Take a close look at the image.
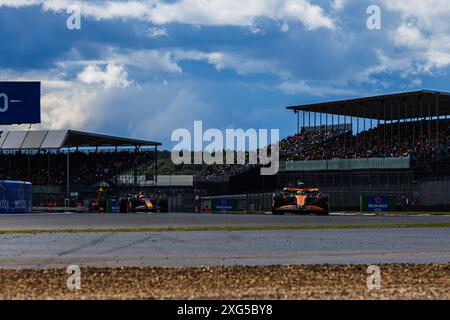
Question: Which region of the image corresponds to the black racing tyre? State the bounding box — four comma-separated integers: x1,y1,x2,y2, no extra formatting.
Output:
317,194,330,216
317,206,330,216
317,194,329,205
129,198,138,213
119,197,128,213
272,193,284,215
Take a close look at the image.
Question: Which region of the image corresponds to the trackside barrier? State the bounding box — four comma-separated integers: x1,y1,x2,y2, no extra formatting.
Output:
0,180,33,214
200,193,273,213
168,194,195,212
201,189,410,213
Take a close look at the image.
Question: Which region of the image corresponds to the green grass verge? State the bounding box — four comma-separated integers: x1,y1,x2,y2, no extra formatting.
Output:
211,211,450,215
1,223,449,235
372,211,450,216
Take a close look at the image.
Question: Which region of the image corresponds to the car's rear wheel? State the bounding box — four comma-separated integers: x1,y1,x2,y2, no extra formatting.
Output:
317,203,330,216
272,193,284,215
316,194,330,215
128,198,139,213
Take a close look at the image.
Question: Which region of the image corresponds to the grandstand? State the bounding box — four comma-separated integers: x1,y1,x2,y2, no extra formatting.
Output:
229,90,450,210
0,130,161,207
286,90,449,162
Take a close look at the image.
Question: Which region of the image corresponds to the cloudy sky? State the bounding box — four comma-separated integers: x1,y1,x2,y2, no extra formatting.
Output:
1,0,450,148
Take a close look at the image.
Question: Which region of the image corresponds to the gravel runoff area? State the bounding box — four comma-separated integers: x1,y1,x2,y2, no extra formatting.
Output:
0,264,448,300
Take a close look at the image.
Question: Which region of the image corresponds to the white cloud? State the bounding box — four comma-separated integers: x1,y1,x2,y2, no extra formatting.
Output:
64,48,281,77
331,0,347,11
336,0,450,85
382,0,450,30
158,0,334,30
280,22,290,32
109,49,182,74
77,64,133,89
41,0,152,20
0,0,335,30
40,85,100,130
0,0,39,8
391,23,428,49
382,0,450,73
278,80,360,97
173,50,284,76
355,51,413,87
63,47,286,78
280,0,334,30
57,48,183,75
141,26,169,38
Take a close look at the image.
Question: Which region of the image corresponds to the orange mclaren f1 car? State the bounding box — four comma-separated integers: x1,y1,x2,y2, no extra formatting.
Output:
272,187,330,215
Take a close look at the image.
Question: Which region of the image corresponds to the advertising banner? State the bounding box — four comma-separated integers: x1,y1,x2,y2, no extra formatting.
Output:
0,180,33,214
0,81,41,124
212,199,237,211
361,195,396,212
367,195,389,212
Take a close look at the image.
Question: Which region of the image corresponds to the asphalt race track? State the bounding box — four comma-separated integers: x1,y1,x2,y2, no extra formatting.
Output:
0,212,449,268
1,211,450,230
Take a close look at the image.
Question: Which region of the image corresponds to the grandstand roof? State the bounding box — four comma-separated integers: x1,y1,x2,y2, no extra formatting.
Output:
287,90,450,120
0,130,161,150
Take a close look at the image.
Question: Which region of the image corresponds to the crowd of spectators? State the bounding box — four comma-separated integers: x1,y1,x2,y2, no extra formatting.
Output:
280,127,349,161
202,120,450,177
281,120,450,162
202,154,257,179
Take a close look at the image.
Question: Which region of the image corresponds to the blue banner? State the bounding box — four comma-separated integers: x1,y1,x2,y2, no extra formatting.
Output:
367,195,389,212
215,199,233,211
0,82,41,124
0,181,33,214
111,199,119,213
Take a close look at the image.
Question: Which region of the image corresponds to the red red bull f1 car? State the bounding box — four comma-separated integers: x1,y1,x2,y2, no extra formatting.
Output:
272,187,329,215
119,192,169,213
